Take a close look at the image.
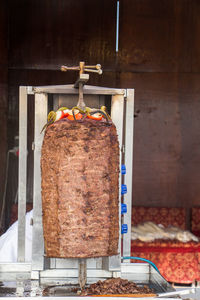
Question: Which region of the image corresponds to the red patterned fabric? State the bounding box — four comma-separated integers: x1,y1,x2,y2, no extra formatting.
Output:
132,207,186,230
192,207,200,237
131,240,200,284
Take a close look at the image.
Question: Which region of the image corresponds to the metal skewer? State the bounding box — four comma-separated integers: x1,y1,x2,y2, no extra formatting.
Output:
60,61,103,289
78,258,87,290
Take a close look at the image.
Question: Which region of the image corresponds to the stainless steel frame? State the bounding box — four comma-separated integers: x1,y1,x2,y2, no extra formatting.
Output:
4,84,134,278
18,87,28,262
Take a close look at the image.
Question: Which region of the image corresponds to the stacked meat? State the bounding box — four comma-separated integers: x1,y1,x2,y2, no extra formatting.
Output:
41,118,119,258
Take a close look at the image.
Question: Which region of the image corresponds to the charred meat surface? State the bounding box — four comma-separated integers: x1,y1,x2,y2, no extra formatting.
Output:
41,118,119,258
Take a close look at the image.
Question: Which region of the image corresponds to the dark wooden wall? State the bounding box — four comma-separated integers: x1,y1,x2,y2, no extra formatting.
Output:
119,0,200,212
0,0,8,219
3,0,200,225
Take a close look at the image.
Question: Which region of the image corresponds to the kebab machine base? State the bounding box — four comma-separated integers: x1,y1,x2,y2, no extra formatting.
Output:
0,263,194,299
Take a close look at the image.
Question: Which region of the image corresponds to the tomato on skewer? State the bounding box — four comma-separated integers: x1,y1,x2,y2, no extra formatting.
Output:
67,113,83,120
87,113,103,121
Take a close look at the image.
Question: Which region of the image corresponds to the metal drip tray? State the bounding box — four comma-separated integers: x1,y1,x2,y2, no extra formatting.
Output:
0,281,81,297
0,264,189,299
0,280,162,298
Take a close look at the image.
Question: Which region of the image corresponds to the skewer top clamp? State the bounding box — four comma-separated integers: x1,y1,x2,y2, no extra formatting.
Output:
61,62,103,110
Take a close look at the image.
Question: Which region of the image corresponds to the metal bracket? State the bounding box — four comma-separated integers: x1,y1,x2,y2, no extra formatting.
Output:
74,73,89,88
60,61,102,110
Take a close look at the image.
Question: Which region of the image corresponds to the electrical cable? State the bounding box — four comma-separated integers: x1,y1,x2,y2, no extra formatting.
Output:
122,256,160,273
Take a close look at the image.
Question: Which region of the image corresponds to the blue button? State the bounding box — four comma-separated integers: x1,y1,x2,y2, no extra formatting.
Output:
121,224,128,234
121,203,127,214
121,184,127,195
121,165,126,175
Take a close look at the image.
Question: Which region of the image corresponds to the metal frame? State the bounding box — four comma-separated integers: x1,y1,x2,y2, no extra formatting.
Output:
0,84,134,280
18,87,28,262
123,89,134,259
32,93,48,271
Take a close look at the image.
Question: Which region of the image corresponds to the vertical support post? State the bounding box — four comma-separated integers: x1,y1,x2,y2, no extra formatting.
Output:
103,94,124,271
32,93,48,270
18,86,28,262
123,89,134,259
